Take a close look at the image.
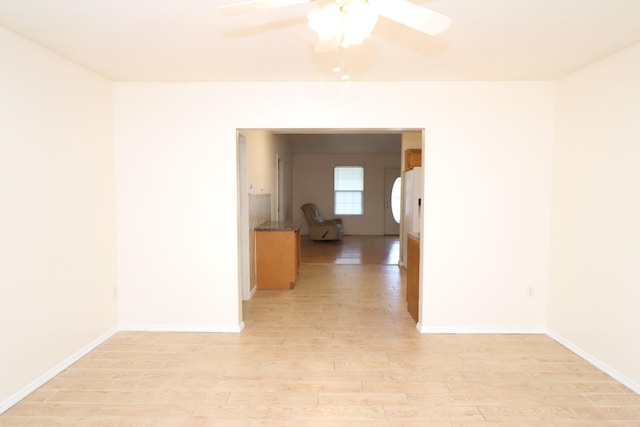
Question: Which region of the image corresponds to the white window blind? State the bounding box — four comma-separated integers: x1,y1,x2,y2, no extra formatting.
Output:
334,166,364,215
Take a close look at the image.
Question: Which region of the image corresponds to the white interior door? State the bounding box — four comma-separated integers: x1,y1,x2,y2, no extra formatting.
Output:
384,168,401,235
276,156,285,221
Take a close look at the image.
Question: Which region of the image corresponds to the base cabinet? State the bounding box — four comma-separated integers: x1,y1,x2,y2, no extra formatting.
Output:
255,221,300,290
407,233,420,323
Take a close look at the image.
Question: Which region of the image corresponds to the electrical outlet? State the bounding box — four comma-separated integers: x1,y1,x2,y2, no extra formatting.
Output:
528,286,534,297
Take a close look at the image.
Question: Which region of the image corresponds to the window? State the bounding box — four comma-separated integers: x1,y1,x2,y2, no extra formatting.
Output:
390,177,402,223
334,166,364,215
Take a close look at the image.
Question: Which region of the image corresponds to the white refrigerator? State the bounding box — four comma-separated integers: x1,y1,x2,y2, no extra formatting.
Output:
401,166,423,267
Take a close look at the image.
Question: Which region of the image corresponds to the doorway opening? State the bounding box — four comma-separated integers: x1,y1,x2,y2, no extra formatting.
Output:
236,129,425,317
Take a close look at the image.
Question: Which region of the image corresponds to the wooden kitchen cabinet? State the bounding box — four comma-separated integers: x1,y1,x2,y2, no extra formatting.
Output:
404,148,422,171
407,233,420,323
255,221,301,290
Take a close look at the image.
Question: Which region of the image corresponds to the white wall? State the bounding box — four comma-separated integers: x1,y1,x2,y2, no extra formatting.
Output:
114,85,239,331
549,43,640,391
293,153,401,235
419,85,554,333
113,81,554,334
0,27,117,410
244,130,292,220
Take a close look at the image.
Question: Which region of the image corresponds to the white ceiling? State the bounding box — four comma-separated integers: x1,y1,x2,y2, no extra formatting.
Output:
1,0,639,82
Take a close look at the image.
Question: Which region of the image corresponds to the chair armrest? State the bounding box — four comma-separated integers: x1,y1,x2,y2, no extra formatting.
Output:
319,218,342,225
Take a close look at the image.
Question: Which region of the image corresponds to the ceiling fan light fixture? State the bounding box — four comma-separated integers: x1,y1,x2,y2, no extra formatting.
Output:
308,0,378,47
340,0,377,46
307,3,343,40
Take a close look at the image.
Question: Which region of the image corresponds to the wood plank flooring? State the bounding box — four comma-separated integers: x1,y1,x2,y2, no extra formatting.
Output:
301,235,400,265
2,238,639,426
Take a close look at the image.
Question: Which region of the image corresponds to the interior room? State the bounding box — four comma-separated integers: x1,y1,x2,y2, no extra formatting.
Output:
1,0,639,424
240,130,407,295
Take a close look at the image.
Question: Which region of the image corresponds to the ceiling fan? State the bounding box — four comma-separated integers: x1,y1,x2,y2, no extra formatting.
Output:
222,0,451,79
221,0,452,49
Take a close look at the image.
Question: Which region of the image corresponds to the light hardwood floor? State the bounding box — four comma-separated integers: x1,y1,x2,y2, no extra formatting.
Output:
2,238,639,426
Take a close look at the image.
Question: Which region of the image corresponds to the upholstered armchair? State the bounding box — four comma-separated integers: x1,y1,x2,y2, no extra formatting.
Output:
300,203,344,241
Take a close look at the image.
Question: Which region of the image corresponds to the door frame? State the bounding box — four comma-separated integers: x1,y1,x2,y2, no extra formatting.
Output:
236,128,426,323
237,133,251,302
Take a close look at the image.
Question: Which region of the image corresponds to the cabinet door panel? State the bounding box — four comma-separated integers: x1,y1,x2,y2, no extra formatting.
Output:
407,235,420,322
256,230,297,289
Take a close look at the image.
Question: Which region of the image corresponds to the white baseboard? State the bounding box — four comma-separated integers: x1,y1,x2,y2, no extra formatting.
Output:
119,323,245,333
417,325,547,334
548,330,640,395
0,327,117,415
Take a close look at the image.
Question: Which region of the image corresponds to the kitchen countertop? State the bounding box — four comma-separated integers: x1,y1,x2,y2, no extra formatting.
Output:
255,221,301,231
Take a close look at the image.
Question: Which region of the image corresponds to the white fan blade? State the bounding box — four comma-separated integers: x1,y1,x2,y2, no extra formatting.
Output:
221,0,313,14
374,0,452,36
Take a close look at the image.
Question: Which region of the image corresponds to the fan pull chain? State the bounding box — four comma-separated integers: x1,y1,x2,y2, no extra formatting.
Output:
332,45,350,81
